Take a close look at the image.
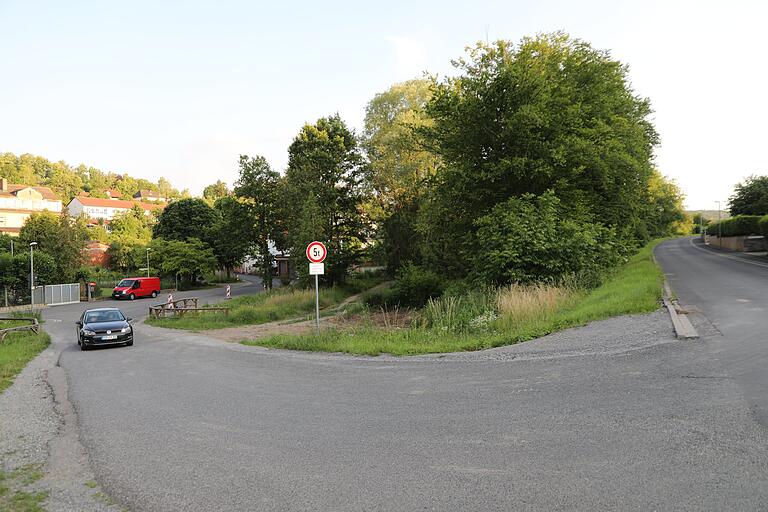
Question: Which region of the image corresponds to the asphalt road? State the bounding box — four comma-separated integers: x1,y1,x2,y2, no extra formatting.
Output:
41,258,768,511
655,236,768,427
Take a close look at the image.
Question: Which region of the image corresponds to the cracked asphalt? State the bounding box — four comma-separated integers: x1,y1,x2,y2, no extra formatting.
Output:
30,254,768,511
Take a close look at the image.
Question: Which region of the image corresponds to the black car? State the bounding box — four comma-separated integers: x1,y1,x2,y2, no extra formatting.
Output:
76,308,134,351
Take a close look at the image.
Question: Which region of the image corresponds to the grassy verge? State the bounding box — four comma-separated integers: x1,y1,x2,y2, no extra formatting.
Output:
145,286,352,331
246,240,664,355
0,316,50,394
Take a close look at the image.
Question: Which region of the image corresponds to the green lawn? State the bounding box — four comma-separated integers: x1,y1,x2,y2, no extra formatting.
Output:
246,240,664,356
0,319,50,393
145,286,352,330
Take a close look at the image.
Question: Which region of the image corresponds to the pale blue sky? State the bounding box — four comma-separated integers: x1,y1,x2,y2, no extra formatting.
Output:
1,0,765,209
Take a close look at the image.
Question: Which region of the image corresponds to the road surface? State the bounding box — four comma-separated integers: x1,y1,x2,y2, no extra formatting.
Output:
41,258,768,511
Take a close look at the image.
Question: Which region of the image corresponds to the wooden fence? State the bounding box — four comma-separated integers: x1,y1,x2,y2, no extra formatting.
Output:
0,317,40,343
148,297,229,319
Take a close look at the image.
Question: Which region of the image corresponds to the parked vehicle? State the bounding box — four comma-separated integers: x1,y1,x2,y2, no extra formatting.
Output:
112,277,161,300
76,308,133,350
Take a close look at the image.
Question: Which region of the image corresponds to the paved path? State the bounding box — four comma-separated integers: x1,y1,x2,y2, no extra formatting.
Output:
40,261,768,511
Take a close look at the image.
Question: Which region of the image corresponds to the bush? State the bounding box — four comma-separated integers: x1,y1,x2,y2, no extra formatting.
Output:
362,264,443,308
759,215,768,236
709,215,761,237
392,264,443,308
472,192,626,285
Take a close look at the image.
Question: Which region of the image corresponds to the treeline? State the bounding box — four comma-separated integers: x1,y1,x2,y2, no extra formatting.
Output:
705,176,768,237
202,33,687,289
0,152,188,203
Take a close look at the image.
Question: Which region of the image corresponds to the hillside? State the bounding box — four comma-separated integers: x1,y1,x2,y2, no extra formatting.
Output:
0,152,188,204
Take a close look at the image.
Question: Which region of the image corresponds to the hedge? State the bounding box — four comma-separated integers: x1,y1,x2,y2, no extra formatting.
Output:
708,215,762,237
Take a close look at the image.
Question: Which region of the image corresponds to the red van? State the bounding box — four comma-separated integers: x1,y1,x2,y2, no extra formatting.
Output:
112,277,161,300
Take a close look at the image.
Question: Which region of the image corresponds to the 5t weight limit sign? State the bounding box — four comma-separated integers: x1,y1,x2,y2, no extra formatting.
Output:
306,241,327,263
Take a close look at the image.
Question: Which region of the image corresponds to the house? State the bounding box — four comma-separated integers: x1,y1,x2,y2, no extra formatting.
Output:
67,196,164,223
84,241,110,267
133,190,166,203
106,189,123,199
0,178,63,236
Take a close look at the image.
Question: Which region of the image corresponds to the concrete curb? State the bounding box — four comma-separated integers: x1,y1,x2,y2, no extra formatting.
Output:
662,281,699,340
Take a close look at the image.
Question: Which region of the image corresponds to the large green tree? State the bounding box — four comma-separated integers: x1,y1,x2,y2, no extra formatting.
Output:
233,155,283,289
211,196,252,279
282,115,369,286
419,33,658,276
729,175,768,216
18,211,88,282
203,180,229,204
363,79,440,272
153,198,220,247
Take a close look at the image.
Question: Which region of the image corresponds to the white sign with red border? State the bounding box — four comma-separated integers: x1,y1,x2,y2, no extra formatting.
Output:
309,263,324,275
306,241,327,263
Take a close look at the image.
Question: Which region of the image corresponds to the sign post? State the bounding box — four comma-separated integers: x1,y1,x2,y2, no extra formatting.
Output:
306,242,327,333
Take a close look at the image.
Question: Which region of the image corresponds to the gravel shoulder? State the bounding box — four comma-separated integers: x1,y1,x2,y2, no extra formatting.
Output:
0,344,123,511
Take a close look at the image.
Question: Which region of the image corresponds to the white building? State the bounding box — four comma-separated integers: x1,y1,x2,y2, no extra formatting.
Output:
0,179,62,236
67,196,164,223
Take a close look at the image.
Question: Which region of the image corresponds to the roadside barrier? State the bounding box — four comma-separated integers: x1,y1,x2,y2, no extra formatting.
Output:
0,317,39,343
148,297,229,319
226,285,231,300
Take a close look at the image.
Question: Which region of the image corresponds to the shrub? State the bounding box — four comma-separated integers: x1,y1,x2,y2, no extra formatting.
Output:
759,215,768,236
473,192,626,285
709,215,761,237
392,264,443,308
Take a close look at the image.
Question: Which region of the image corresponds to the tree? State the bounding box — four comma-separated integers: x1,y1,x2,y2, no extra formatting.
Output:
233,155,283,289
729,175,768,216
18,211,88,282
363,79,440,272
419,33,659,277
645,170,689,237
203,180,229,204
282,115,369,286
210,196,252,280
153,198,220,247
151,238,217,287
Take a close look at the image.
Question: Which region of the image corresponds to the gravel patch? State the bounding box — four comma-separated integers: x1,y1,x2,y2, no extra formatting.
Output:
0,345,124,511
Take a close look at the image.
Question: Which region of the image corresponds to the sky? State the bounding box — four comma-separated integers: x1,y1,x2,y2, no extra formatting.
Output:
1,0,765,209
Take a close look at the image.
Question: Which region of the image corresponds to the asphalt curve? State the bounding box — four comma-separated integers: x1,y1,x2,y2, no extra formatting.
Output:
41,261,768,511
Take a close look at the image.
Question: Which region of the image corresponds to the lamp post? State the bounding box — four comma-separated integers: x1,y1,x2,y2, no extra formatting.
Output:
29,242,37,308
146,248,151,278
715,201,722,247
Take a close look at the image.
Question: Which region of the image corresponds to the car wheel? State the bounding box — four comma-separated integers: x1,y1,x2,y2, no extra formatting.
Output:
126,341,133,346
80,342,88,351
129,293,135,300
151,291,158,298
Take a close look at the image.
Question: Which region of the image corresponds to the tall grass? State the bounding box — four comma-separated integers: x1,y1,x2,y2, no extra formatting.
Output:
0,330,50,393
495,283,576,330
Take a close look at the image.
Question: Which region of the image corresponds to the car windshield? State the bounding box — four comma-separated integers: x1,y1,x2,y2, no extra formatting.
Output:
85,310,125,324
117,279,135,288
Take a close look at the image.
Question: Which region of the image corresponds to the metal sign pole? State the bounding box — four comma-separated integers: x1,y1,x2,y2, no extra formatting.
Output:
315,274,320,334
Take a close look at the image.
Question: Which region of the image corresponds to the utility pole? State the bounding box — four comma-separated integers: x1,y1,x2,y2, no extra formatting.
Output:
716,201,722,247
29,242,37,308
146,248,151,277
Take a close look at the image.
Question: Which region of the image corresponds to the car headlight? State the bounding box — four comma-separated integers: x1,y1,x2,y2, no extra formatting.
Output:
83,329,96,336
122,290,128,294
121,327,130,333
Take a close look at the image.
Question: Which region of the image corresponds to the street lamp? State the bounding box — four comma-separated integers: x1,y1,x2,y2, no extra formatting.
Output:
715,201,722,247
29,242,37,308
146,248,151,278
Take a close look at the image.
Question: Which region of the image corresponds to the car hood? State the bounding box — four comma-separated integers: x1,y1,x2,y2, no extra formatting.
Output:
113,286,130,292
83,321,129,331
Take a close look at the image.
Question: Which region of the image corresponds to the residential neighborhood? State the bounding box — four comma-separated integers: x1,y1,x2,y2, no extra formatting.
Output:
1,2,767,512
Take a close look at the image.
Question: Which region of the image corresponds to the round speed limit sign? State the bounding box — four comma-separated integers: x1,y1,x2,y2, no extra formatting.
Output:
306,241,327,263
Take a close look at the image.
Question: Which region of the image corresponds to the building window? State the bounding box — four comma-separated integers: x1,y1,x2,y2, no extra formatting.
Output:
0,216,5,226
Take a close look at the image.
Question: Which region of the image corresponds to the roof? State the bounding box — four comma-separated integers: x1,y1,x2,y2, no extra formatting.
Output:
70,197,164,211
134,189,161,197
106,189,122,197
0,184,59,201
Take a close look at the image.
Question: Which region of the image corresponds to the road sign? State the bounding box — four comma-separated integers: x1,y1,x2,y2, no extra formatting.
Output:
309,263,324,275
306,241,327,263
